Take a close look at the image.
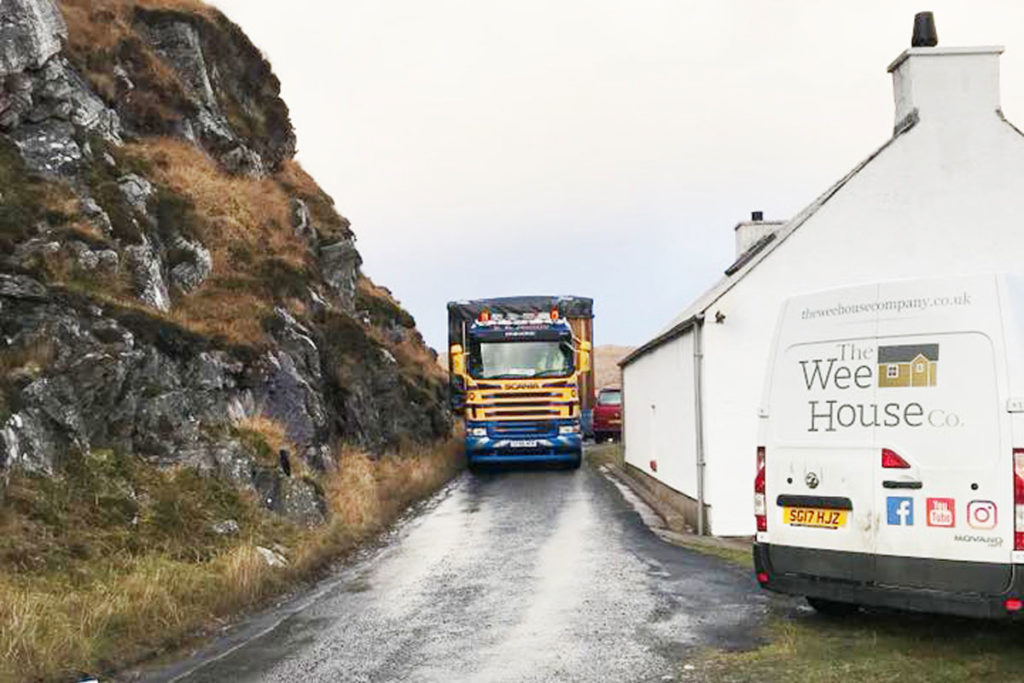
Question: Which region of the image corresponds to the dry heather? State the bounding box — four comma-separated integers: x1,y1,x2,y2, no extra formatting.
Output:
0,439,462,681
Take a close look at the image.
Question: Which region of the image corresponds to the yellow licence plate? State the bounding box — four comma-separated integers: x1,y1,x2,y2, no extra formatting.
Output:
783,507,848,529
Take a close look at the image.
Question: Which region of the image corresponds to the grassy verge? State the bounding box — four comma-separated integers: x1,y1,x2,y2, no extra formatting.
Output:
673,527,1024,681
0,440,462,681
585,441,624,468
668,537,753,569
685,609,1024,683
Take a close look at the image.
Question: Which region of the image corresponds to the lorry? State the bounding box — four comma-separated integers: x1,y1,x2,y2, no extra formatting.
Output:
754,274,1024,618
447,296,594,468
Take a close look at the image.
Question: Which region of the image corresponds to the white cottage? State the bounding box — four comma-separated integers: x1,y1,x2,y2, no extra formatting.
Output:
621,19,1024,536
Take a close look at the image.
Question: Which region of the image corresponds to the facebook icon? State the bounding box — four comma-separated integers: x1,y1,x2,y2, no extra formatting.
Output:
887,497,914,526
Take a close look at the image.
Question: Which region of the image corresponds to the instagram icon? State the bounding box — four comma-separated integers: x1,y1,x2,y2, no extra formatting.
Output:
967,500,997,530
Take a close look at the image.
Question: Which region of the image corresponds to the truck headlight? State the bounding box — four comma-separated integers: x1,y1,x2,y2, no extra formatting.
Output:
470,427,487,437
559,425,580,435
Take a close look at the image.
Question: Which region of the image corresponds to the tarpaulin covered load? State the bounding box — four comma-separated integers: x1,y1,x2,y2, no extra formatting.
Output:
446,296,594,350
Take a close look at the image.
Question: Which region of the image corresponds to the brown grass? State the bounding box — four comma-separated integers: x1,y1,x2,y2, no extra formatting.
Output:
127,138,308,346
0,439,462,681
134,138,299,264
356,276,444,387
60,0,202,111
291,440,463,575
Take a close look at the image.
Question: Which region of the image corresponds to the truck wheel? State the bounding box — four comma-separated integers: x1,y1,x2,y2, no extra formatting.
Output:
568,453,582,470
805,597,860,616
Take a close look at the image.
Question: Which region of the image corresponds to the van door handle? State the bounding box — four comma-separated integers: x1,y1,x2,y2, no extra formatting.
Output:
882,480,922,489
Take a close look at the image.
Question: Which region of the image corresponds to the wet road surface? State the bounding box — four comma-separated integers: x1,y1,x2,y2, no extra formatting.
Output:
146,460,778,683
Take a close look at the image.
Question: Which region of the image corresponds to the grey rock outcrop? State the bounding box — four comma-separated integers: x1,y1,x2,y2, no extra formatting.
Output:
118,174,154,214
133,8,295,175
0,0,66,77
211,519,240,535
1,0,120,174
320,239,361,311
168,237,212,293
125,243,171,312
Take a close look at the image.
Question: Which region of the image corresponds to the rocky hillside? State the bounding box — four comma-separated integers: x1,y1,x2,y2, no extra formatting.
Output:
0,0,451,518
594,345,632,389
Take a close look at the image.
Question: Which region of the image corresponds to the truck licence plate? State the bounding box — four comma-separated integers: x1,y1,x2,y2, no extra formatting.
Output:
510,440,538,448
783,507,848,529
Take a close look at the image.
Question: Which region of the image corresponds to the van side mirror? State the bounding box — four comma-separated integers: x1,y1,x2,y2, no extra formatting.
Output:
450,344,466,376
578,341,592,374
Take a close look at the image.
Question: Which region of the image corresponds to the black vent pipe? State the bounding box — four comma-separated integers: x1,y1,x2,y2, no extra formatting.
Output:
912,11,938,47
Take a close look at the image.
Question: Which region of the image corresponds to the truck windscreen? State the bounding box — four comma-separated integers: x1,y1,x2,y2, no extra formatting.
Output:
469,340,574,379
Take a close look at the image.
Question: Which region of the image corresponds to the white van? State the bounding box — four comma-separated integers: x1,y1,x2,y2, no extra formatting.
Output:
754,274,1024,618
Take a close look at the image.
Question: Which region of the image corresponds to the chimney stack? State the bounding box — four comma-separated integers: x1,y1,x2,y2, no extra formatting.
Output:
888,13,1003,130
734,212,784,259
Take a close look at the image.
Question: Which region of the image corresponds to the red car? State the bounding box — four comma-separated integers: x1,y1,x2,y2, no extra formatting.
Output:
592,387,622,442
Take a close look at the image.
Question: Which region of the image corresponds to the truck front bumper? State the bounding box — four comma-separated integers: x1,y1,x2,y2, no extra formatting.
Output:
754,542,1024,619
465,420,581,465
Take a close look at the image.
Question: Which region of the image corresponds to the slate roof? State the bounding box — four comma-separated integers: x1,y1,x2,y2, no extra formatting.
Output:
878,344,939,363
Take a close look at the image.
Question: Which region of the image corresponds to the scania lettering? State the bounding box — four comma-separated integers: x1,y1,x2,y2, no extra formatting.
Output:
447,296,594,468
754,274,1024,619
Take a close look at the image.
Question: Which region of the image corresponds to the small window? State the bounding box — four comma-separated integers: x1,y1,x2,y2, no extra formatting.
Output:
887,365,898,379
598,390,622,406
915,362,925,373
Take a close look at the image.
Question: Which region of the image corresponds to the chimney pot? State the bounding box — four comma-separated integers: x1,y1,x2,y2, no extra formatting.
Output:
911,11,938,48
751,211,763,222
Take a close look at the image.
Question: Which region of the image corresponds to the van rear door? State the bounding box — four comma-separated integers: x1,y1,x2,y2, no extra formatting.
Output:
871,328,1012,593
766,331,880,583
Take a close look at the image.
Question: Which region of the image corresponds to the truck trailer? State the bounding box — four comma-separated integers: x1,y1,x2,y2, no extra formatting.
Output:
447,296,594,468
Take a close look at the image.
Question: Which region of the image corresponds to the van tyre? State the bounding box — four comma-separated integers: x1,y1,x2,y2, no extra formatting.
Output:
805,597,860,616
568,453,582,470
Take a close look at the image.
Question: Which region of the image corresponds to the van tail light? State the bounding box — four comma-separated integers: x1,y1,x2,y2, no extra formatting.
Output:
754,446,767,532
882,448,911,469
1014,449,1024,551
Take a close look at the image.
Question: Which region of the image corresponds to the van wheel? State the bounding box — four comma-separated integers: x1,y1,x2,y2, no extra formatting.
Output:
567,453,582,470
806,597,860,616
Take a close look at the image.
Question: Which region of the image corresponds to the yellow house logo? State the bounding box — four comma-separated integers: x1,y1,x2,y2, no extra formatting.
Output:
877,344,939,388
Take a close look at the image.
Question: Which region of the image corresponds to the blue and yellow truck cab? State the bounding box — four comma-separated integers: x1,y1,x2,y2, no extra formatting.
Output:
447,296,594,468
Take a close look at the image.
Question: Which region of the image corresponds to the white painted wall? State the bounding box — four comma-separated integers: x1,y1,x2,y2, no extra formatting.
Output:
623,331,697,500
625,44,1024,535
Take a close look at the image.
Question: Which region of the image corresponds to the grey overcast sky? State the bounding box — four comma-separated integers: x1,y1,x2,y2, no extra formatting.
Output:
211,1,1024,351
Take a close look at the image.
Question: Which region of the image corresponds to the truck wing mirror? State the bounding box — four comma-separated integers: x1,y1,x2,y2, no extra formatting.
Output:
450,344,466,376
578,341,592,374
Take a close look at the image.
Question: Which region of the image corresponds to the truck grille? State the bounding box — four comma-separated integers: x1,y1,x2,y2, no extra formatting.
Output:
467,379,578,421
492,421,559,438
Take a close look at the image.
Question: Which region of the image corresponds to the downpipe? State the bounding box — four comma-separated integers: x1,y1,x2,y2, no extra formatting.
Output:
693,314,707,536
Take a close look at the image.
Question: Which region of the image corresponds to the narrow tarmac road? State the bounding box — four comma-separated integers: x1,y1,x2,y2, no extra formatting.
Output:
145,459,776,683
